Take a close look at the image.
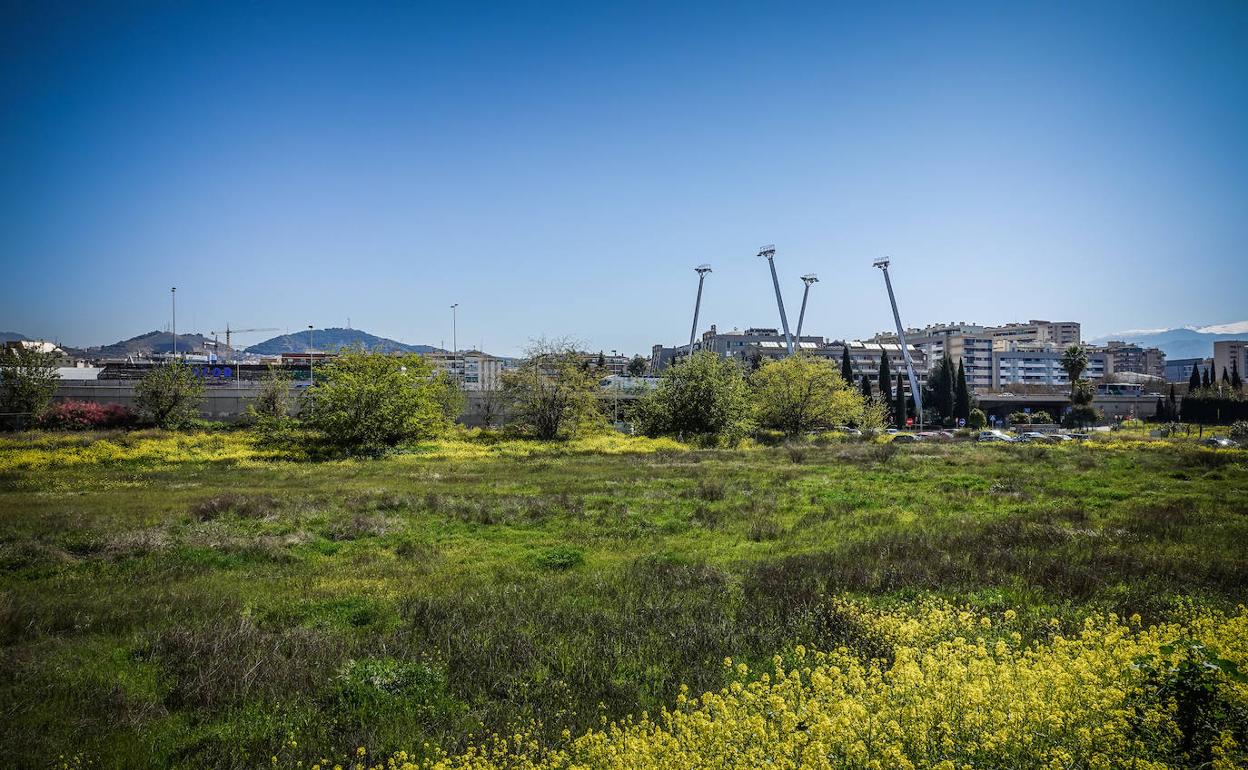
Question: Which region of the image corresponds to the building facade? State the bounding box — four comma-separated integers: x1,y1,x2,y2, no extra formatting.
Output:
423,350,505,391
1098,340,1166,379
1213,340,1248,384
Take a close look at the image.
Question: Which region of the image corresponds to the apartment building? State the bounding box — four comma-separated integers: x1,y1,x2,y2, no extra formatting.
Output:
820,340,928,389
1164,357,1210,384
424,350,505,391
990,346,1110,388
1213,340,1247,383
986,320,1081,348
1097,340,1166,379
652,325,823,370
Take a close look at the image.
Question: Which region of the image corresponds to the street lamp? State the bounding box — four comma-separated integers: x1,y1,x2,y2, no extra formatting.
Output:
450,303,459,382
307,325,314,385
171,287,177,358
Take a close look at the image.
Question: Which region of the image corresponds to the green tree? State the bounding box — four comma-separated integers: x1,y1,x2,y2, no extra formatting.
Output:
248,365,294,421
1060,345,1088,394
503,340,602,440
135,361,204,429
840,345,854,385
860,374,872,400
1233,359,1242,390
1202,368,1211,389
750,355,876,436
1168,384,1178,419
0,345,60,422
895,371,907,429
1189,367,1202,392
927,352,955,423
627,355,648,377
305,350,460,455
968,408,987,430
954,359,971,421
636,350,750,440
1222,367,1231,386
877,355,893,422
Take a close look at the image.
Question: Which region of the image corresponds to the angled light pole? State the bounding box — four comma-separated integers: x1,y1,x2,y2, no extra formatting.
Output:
758,245,793,356
170,287,178,358
873,258,923,428
688,264,712,353
795,274,819,342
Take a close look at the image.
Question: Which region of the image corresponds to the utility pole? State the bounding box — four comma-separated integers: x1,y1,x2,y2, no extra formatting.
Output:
795,274,819,342
171,287,177,358
307,325,314,385
689,264,712,353
873,258,923,429
758,245,793,356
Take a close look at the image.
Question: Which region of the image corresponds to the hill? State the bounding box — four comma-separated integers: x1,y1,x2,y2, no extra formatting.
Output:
1089,321,1248,359
0,332,30,343
88,330,217,358
245,327,441,355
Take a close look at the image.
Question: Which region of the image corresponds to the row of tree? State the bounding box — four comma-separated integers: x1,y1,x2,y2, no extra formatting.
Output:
1187,360,1243,392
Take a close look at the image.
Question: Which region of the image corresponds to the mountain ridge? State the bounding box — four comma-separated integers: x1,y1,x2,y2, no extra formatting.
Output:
1089,321,1248,359
245,327,442,355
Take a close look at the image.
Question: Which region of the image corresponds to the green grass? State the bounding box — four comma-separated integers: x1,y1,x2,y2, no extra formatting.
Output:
1,430,1245,768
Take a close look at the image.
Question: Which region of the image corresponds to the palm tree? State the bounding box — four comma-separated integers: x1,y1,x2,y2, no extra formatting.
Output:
1060,345,1088,396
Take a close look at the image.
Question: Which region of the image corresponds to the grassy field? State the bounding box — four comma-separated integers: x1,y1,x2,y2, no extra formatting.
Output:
1,430,1246,769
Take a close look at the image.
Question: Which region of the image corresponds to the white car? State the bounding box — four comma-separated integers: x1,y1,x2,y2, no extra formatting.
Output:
977,430,1015,443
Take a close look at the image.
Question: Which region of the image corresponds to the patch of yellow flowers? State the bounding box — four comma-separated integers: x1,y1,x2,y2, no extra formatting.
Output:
292,602,1247,770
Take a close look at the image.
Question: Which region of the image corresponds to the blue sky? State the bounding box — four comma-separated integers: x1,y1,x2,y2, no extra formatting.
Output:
2,1,1246,355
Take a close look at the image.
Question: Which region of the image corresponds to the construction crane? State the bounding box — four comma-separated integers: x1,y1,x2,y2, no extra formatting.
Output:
873,258,923,429
795,274,819,342
758,245,794,356
207,325,279,362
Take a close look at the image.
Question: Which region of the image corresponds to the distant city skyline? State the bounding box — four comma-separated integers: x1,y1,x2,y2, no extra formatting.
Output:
3,2,1247,356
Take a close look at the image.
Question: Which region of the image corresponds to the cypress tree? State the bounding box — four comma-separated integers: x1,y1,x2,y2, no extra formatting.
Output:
1233,359,1242,390
1222,367,1231,385
841,345,854,385
1155,396,1165,421
895,371,907,429
954,359,971,421
860,374,872,399
1168,384,1177,419
1189,367,1202,392
878,355,892,401
1202,368,1211,388
941,353,956,421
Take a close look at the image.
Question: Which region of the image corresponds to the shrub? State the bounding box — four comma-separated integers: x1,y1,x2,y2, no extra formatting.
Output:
0,345,59,424
502,339,602,440
135,361,204,429
750,355,879,436
636,350,751,440
1231,421,1248,442
304,349,460,456
38,401,137,430
535,545,585,570
968,408,987,430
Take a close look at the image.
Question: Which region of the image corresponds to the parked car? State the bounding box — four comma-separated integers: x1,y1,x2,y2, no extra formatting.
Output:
885,428,899,435
837,427,863,436
1068,433,1093,441
1049,433,1073,442
977,430,1015,443
1202,437,1238,448
1018,432,1055,443
892,433,923,443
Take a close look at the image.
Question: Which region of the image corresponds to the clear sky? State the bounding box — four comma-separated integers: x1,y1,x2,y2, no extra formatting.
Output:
3,1,1246,355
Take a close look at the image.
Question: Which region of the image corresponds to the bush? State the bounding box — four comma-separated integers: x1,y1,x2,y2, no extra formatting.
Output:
502,340,602,440
0,345,59,422
968,408,987,430
135,361,204,429
535,545,585,571
750,355,879,436
305,350,461,456
636,350,751,440
1231,421,1248,442
1008,411,1031,425
38,401,137,430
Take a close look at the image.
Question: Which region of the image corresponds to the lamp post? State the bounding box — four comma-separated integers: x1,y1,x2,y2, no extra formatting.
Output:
758,246,794,356
689,265,712,353
873,258,923,430
451,303,459,383
171,287,177,358
307,325,314,385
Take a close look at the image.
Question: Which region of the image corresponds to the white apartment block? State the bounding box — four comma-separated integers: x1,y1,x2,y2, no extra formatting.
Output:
424,350,504,391
990,347,1109,388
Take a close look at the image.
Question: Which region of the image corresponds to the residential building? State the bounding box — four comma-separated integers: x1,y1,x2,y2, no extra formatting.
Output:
819,340,928,390
990,345,1110,388
424,350,505,391
1213,340,1248,384
1164,357,1210,384
651,325,823,370
985,320,1081,348
870,323,992,391
1099,340,1166,379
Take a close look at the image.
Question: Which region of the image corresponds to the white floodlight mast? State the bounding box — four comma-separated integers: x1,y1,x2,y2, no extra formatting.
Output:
795,274,819,341
689,264,712,352
874,258,923,427
758,245,794,356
